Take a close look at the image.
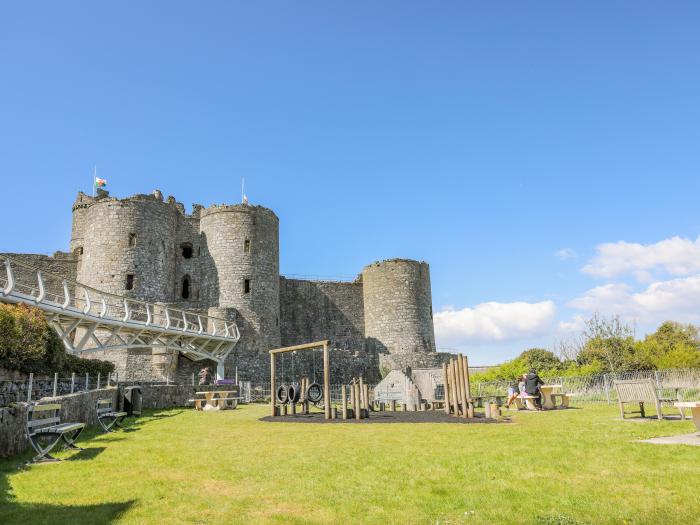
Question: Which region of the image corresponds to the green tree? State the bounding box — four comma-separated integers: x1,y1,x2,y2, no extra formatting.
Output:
519,348,562,373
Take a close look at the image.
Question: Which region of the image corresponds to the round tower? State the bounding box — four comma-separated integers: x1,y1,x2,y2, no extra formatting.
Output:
200,204,280,373
77,194,178,302
70,192,93,256
361,259,436,360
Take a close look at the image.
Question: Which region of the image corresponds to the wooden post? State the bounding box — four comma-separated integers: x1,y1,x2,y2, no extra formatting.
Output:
341,385,348,419
450,359,459,416
457,354,468,419
27,373,33,402
359,376,365,410
390,399,396,412
323,342,331,420
52,372,58,397
363,383,370,412
350,381,356,418
443,362,451,414
354,383,362,420
70,372,75,394
270,352,276,417
461,354,474,418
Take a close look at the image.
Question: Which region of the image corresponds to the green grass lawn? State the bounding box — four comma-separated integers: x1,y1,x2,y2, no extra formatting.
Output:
1,404,699,525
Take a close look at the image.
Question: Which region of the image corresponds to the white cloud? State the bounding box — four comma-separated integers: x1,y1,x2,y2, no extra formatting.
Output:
567,274,700,324
434,301,556,345
555,248,577,260
582,235,700,280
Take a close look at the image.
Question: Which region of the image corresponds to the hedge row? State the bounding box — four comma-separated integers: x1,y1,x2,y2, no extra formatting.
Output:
0,303,114,377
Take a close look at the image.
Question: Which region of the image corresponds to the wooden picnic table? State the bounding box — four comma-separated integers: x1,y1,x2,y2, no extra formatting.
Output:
539,384,562,410
675,402,700,431
194,390,240,411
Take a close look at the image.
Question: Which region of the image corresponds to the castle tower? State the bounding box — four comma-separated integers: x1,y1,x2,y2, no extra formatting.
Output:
199,204,281,377
361,259,436,369
76,193,178,302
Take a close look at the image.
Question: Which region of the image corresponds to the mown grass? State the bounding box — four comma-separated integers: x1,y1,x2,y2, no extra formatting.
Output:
0,404,698,524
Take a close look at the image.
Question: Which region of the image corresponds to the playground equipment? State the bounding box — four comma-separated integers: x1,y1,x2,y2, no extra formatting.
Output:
270,340,331,419
442,353,475,419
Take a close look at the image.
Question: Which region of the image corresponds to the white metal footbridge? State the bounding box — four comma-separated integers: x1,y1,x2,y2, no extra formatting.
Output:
0,256,240,377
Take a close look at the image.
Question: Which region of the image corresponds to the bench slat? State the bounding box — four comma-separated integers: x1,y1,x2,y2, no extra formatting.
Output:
28,416,61,428
30,403,61,412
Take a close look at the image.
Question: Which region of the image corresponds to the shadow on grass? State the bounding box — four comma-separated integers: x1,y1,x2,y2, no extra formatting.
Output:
0,465,134,525
69,447,106,461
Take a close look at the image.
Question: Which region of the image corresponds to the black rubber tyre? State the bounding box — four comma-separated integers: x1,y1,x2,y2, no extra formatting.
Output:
276,384,289,404
287,384,301,403
306,382,323,404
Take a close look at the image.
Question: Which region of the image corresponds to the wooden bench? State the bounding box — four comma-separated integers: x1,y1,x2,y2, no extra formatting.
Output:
613,379,676,420
96,398,128,432
26,403,85,463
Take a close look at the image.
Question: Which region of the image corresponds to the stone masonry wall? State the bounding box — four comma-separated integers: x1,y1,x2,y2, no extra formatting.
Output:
362,259,436,357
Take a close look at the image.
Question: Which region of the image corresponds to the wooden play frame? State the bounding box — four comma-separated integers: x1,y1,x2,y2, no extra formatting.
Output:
269,340,331,419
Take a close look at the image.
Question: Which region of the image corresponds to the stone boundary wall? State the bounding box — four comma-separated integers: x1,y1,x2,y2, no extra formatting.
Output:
0,384,229,458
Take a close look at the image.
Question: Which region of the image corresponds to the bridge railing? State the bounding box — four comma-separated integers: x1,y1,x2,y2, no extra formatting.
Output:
0,256,240,341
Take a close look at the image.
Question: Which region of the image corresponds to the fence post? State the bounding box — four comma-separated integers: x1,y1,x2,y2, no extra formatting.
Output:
85,373,89,392
97,372,101,390
27,373,33,403
70,373,75,394
604,374,611,405
53,372,58,397
654,370,661,388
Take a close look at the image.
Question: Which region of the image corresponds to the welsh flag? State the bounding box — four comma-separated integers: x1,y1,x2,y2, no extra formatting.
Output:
95,177,107,188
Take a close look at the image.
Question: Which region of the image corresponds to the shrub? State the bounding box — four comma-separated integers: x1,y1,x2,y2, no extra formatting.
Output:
0,303,114,376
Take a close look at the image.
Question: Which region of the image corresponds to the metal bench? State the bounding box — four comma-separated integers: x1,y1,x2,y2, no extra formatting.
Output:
96,398,128,432
26,403,85,463
613,379,676,420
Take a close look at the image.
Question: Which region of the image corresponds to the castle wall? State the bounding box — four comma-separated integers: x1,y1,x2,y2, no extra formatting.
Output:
200,204,280,379
77,195,178,302
362,259,436,358
279,278,365,350
174,209,206,310
0,252,78,297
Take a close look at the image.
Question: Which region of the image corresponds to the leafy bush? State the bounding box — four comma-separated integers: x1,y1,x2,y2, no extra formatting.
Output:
0,303,114,376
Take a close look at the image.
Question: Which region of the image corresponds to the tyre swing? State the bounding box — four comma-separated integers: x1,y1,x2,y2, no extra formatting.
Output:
306,348,324,405
269,340,332,420
276,352,290,404
287,352,301,404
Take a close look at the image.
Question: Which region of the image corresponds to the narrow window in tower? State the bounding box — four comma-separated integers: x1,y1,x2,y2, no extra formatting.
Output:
275,316,279,327
125,274,134,290
128,233,137,247
181,243,193,259
181,275,190,299
244,239,250,254
197,246,201,256
244,279,250,294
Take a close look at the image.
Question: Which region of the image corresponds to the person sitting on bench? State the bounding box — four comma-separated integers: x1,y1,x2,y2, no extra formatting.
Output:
505,376,523,408
524,369,544,410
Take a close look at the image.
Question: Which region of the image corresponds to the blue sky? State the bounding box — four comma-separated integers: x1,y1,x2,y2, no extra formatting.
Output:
1,2,699,364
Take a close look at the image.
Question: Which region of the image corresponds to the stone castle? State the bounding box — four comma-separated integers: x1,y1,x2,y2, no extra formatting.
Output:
7,189,450,382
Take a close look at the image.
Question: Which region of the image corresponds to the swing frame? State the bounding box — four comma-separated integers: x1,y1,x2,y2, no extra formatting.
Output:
269,340,331,419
